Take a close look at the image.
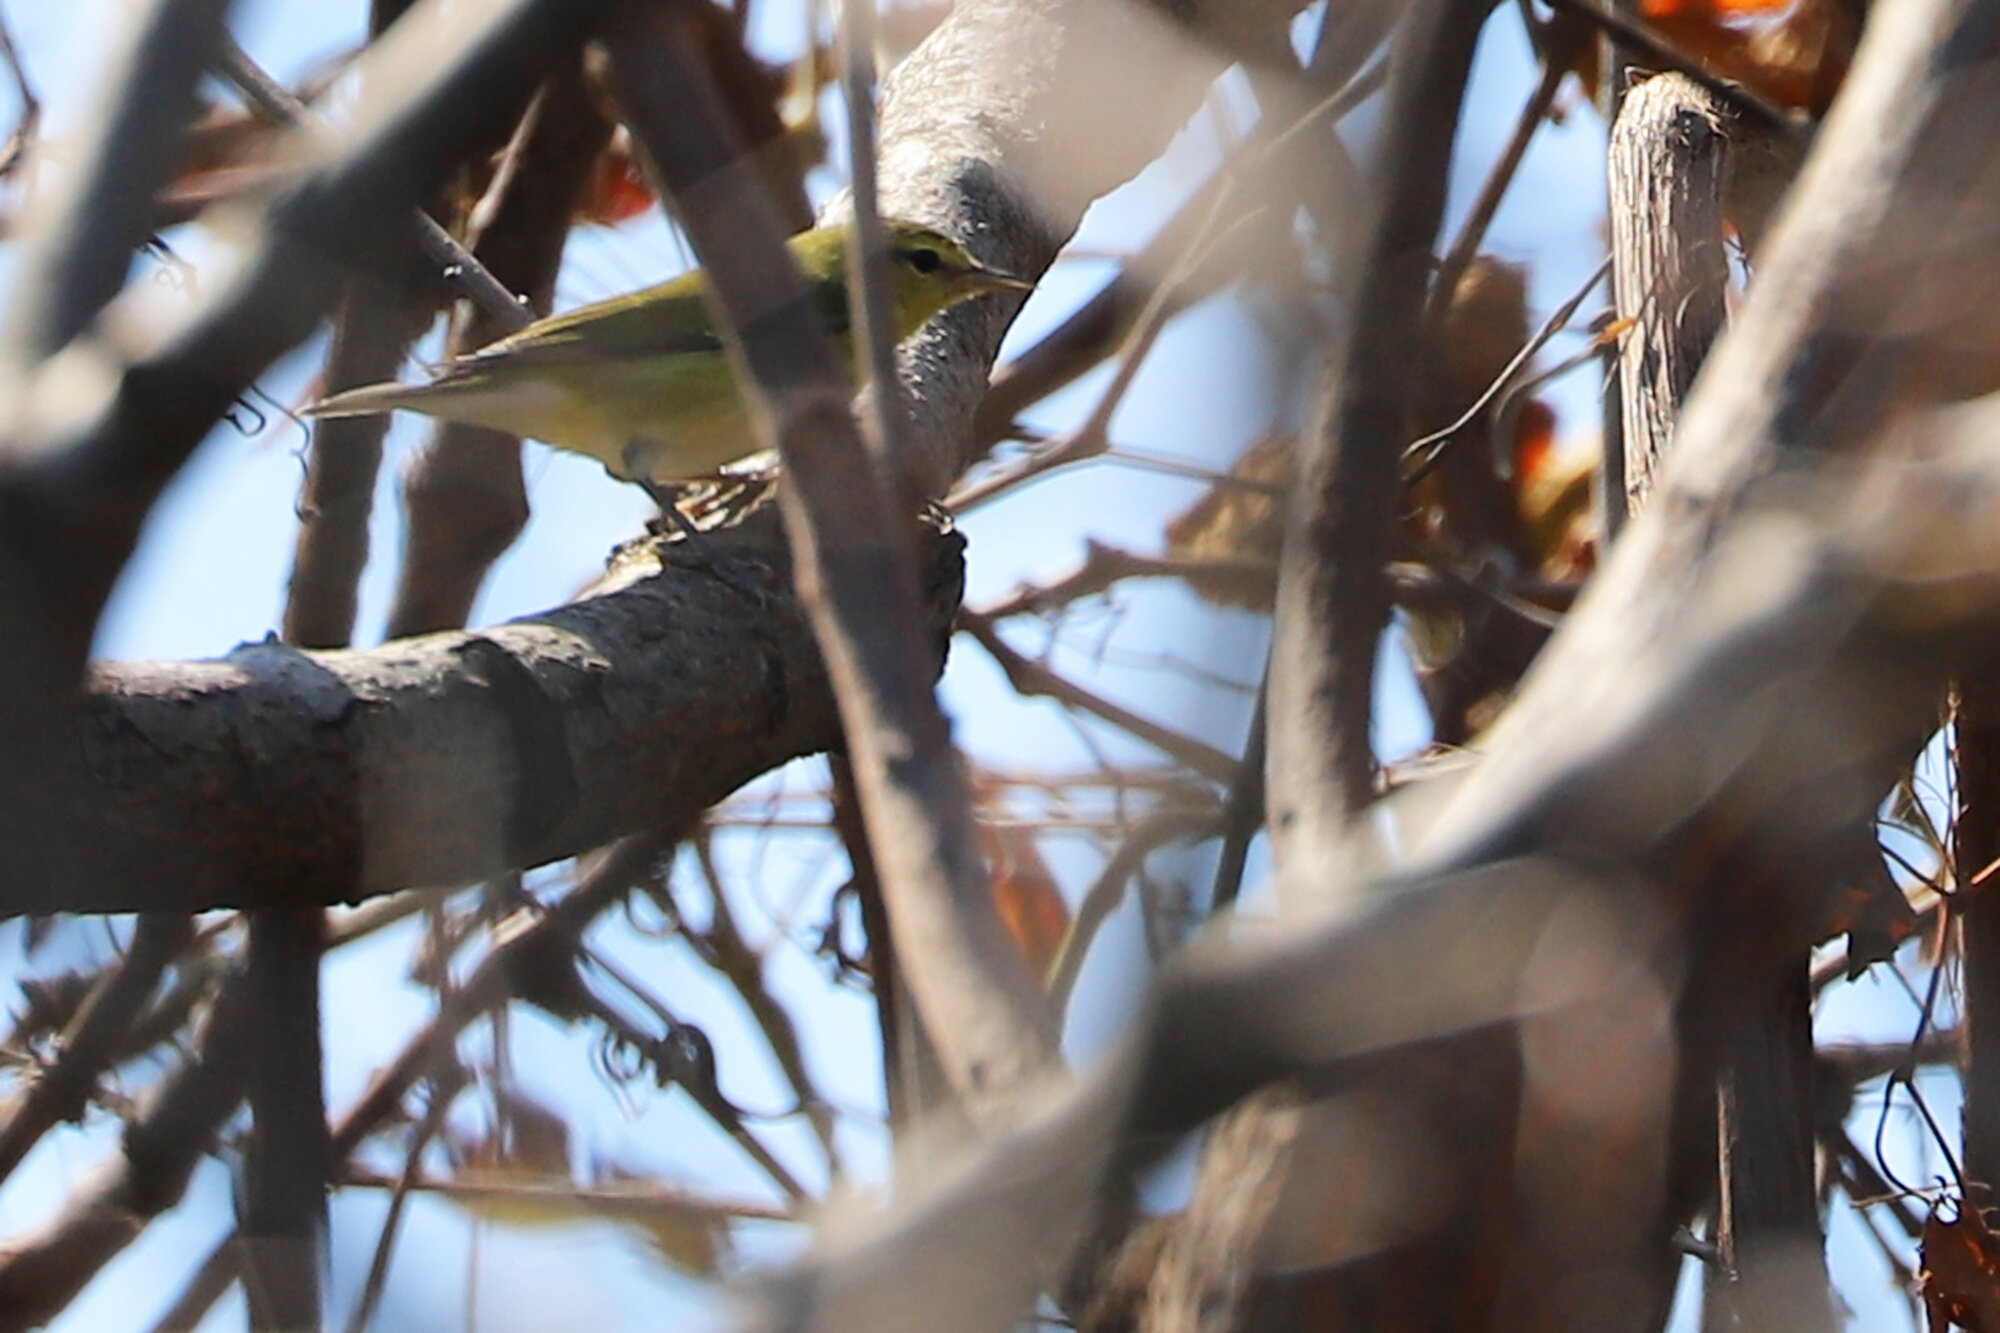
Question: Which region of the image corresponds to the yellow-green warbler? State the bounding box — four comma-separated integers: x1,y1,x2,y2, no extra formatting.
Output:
307,220,1031,484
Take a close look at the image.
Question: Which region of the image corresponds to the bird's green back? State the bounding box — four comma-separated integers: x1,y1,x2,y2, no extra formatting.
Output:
449,229,858,378
306,219,1028,483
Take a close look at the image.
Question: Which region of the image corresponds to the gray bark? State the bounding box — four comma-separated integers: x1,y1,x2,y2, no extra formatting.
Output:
5,521,962,918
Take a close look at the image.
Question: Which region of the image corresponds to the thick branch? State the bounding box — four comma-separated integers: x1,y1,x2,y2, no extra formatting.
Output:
10,521,962,918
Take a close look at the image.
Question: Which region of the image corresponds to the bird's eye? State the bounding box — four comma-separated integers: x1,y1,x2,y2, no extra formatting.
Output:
905,247,943,274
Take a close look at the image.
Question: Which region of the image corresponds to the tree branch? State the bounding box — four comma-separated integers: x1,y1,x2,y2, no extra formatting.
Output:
6,519,962,918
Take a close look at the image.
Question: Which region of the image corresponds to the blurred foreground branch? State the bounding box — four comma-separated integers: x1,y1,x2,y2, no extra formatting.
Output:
731,0,2000,1323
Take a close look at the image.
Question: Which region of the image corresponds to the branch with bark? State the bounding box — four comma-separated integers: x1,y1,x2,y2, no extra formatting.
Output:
10,516,961,919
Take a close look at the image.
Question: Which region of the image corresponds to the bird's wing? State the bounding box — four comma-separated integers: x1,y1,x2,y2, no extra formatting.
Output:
448,269,724,376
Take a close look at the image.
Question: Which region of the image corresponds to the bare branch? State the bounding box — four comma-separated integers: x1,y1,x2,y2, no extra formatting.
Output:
17,519,962,918
0,915,194,1187
0,965,257,1333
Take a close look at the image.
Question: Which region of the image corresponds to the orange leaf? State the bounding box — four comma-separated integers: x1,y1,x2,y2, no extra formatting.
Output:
1638,0,1855,113
576,130,657,227
980,823,1072,983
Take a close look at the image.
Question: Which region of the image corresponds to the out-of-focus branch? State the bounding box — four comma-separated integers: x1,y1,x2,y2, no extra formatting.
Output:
600,2,1057,1119
728,0,2000,1325
21,519,962,918
0,0,229,369
0,0,231,903
830,755,950,1130
0,8,38,180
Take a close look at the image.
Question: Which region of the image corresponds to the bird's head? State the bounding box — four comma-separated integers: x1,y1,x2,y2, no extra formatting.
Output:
879,221,1033,336
793,220,1032,340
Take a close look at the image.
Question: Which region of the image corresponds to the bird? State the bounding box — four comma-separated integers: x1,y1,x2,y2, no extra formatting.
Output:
306,220,1032,486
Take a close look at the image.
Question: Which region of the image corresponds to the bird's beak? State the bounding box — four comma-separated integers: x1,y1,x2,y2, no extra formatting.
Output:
968,268,1035,296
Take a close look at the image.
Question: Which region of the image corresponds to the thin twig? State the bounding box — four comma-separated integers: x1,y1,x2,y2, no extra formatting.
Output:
1046,806,1222,1014
1401,255,1610,484
948,184,1244,512
952,56,1389,514
959,612,1239,784
1209,671,1268,912
973,540,1277,621
0,914,194,1187
343,1072,464,1333
330,829,681,1159
575,944,811,1201
335,1166,795,1222
686,838,844,1172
